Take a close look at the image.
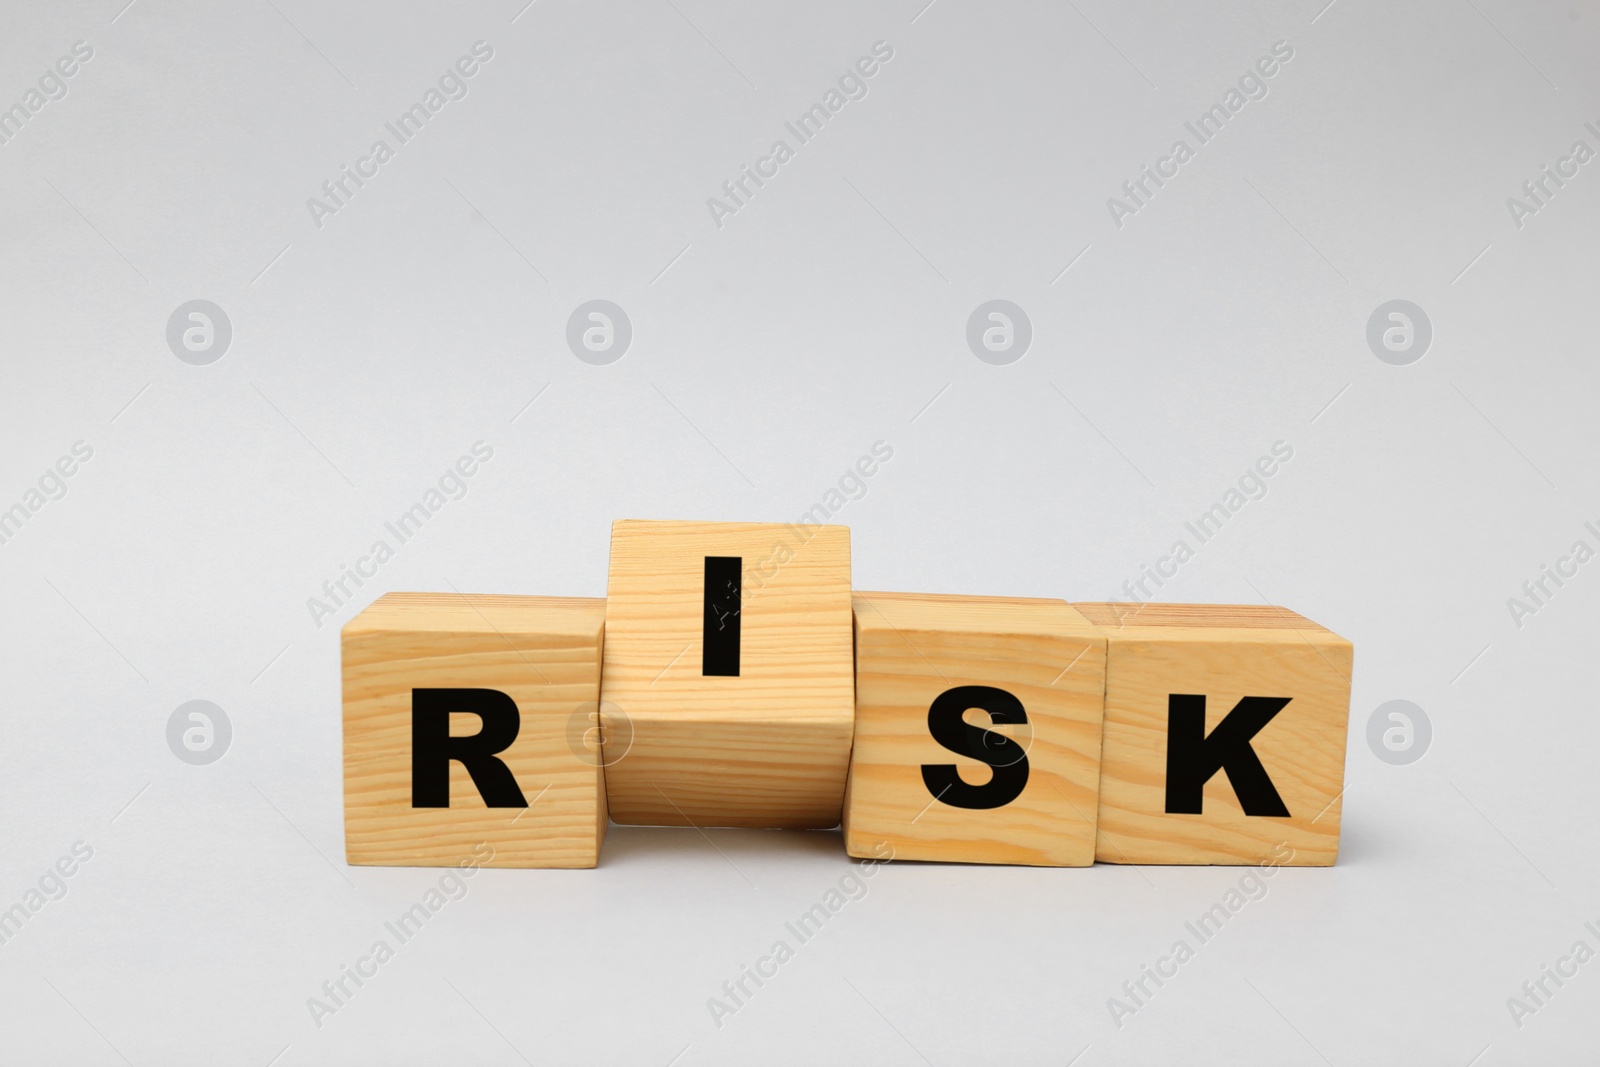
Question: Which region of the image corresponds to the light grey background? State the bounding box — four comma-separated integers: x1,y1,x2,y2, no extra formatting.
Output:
2,0,1597,1062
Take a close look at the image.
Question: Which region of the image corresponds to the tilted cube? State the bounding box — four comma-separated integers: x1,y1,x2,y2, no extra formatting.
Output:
844,592,1107,866
600,519,854,828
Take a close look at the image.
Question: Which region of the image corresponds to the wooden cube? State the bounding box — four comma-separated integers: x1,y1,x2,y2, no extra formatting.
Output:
600,519,853,828
1076,602,1352,866
843,592,1108,866
342,592,608,868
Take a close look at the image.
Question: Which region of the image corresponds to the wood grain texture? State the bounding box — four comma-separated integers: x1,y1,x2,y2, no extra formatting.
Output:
342,592,607,868
1076,602,1352,866
843,592,1107,866
599,519,854,828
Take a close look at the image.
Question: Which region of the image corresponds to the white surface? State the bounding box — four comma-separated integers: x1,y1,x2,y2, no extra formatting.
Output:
1,0,1597,1063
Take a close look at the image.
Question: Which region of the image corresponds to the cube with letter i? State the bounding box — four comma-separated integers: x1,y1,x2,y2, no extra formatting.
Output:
599,519,855,828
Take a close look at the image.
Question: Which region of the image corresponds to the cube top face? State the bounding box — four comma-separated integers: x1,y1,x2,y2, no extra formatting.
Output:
345,592,607,639
342,593,607,868
846,593,1108,867
600,520,855,827
1075,602,1353,867
1074,601,1336,638
853,590,1105,638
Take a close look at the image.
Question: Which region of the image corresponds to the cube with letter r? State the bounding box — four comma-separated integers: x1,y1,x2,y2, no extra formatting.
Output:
342,592,607,868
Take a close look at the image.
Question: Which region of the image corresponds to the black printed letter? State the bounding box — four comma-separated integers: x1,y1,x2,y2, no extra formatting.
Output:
702,555,741,676
1164,694,1290,815
412,688,527,808
921,685,1030,810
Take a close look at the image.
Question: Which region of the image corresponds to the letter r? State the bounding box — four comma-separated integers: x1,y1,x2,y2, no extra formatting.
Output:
412,688,528,807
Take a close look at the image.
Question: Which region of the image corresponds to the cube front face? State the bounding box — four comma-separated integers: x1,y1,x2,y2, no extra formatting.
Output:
342,593,608,868
1077,603,1352,867
600,520,854,828
844,593,1108,866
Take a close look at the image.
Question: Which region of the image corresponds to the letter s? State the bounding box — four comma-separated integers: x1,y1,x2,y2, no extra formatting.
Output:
920,686,1029,809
